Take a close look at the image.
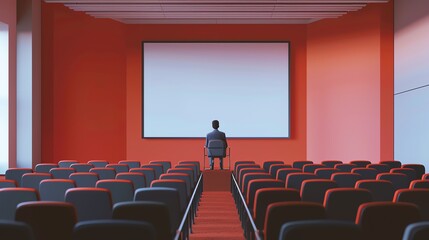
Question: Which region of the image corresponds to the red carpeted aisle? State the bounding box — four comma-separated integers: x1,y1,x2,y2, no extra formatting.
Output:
190,191,245,240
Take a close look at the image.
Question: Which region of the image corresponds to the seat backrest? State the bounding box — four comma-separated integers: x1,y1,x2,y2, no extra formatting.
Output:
129,168,155,185
70,172,99,187
16,201,77,240
380,160,402,170
116,172,146,189
0,188,39,220
118,160,141,169
292,161,313,169
241,173,272,196
356,202,421,240
410,180,429,189
70,163,94,173
49,168,75,179
324,188,372,222
402,164,425,180
87,160,109,168
235,164,260,178
321,160,343,168
21,173,52,191
334,163,358,172
367,164,390,173
349,160,371,168
89,168,116,180
5,168,33,187
166,168,194,185
105,164,129,174
403,222,429,240
72,219,155,240
39,179,76,201
285,173,319,191
58,160,79,168
303,164,326,173
0,220,34,240
0,179,17,188
160,173,191,195
352,168,378,180
65,188,112,221
394,189,429,220
150,179,187,212
300,179,338,204
276,168,301,182
279,220,363,240
141,164,163,179
233,161,256,175
377,173,410,191
246,179,284,209
207,140,226,157
331,173,362,188
178,161,200,175
355,179,395,201
238,168,265,187
263,161,284,172
390,168,418,182
253,188,300,230
264,202,325,240
151,161,172,173
96,180,134,205
315,168,340,179
35,164,59,173
175,164,198,181
269,164,292,178
113,201,172,239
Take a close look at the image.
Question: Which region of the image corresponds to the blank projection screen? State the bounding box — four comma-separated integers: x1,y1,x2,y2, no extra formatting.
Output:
142,42,290,138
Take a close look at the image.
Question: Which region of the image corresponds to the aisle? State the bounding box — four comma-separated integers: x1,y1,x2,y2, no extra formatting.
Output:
190,191,245,240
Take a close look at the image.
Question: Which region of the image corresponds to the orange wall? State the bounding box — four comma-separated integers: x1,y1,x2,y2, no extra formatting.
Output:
306,2,394,163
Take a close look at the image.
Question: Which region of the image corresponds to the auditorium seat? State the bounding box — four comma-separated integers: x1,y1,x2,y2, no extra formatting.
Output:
234,164,260,179
72,219,155,240
89,168,116,180
34,163,59,173
50,168,75,179
16,201,77,240
116,172,146,189
246,179,284,210
334,163,358,172
241,173,272,197
349,160,371,168
264,202,325,240
39,179,75,201
175,164,198,181
233,161,255,175
58,160,79,168
141,164,163,179
160,173,191,195
113,201,172,240
276,168,301,183
178,161,200,175
402,164,425,180
268,164,292,178
5,168,33,186
377,173,410,191
118,160,141,169
253,188,301,230
423,174,429,180
87,160,109,168
300,179,337,204
367,163,390,173
0,220,34,240
70,163,93,173
238,168,265,187
355,179,395,201
150,161,172,173
285,173,319,191
403,222,429,240
394,189,429,220
380,160,402,170
96,180,134,205
321,160,343,168
21,173,52,191
303,164,326,173
315,168,340,179
167,168,195,185
324,188,372,222
70,173,99,187
391,168,418,181
410,180,429,189
263,161,284,172
351,168,378,179
0,188,39,220
151,179,188,212
134,187,181,231
279,220,363,240
331,173,362,188
106,164,129,174
0,179,17,188
65,188,112,221
292,161,313,170
129,168,155,185
356,202,420,240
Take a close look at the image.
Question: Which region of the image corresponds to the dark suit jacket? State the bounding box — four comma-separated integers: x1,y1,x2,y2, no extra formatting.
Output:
205,129,228,148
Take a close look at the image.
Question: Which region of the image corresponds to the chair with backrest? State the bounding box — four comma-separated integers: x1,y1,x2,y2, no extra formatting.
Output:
410,180,429,189
403,222,429,240
106,164,129,174
89,168,116,180
175,164,198,184
238,168,265,187
116,172,146,189
352,168,378,179
402,164,426,180
285,173,319,191
423,174,429,180
166,168,195,186
96,180,134,205
87,160,109,168
380,160,402,170
134,187,181,232
253,188,301,230
70,164,93,173
70,173,99,187
321,160,343,168
35,163,59,173
178,161,201,176
233,161,256,175
241,173,272,197
324,188,372,222
150,161,172,173
356,202,421,240
206,139,228,169
300,179,338,204
276,168,301,183
279,220,363,240
118,160,141,169
0,179,17,188
355,179,395,201
315,168,340,179
0,220,34,240
159,173,191,196
0,188,39,220
58,160,79,168
39,179,76,201
263,161,284,172
141,164,163,179
331,173,362,188
5,168,33,187
264,202,326,240
394,189,429,220
367,163,390,173
50,168,76,179
391,168,418,182
21,173,52,191
292,161,313,170
150,179,187,212
377,173,410,191
334,163,358,172
303,164,326,173
129,168,155,186
268,164,292,178
235,164,260,179
246,179,284,210
72,219,155,240
65,188,112,221
113,201,172,240
16,201,77,240
350,160,371,168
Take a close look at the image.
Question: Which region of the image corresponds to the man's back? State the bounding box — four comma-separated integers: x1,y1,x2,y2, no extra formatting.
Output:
206,129,227,148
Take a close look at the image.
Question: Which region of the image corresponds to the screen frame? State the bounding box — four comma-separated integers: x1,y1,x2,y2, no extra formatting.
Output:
141,41,291,139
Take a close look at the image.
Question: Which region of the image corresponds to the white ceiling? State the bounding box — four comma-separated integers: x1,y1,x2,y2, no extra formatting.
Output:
44,0,390,24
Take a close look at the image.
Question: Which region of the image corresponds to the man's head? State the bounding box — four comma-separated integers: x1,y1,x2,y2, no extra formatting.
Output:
212,120,219,129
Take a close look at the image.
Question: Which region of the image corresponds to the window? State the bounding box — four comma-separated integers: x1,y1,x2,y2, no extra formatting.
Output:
0,22,9,173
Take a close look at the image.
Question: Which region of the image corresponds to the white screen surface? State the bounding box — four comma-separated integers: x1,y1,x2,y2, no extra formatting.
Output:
143,42,290,138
